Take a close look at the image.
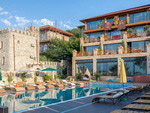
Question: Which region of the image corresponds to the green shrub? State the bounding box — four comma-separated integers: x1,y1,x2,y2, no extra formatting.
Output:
43,75,52,82
21,72,27,82
8,74,13,83
54,75,60,79
75,73,81,79
34,77,37,83
94,73,101,81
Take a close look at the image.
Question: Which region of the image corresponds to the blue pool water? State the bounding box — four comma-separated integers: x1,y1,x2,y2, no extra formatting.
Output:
0,83,133,113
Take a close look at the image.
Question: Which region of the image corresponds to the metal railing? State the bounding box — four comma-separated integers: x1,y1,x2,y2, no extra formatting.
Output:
127,47,146,53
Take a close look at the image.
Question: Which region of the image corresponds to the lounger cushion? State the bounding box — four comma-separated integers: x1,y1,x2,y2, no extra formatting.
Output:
113,92,123,97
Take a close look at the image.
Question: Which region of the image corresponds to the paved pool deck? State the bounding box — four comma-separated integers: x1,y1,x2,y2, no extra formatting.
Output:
20,90,142,113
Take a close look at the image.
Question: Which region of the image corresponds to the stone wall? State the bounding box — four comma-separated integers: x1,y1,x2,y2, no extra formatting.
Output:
0,28,39,71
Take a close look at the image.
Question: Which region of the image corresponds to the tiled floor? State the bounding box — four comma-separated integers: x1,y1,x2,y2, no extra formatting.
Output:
21,92,141,113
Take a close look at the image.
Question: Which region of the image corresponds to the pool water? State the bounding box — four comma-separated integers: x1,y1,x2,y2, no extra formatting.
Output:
0,83,133,113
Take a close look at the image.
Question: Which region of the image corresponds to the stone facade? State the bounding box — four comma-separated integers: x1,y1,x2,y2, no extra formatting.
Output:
72,33,150,76
39,25,73,53
0,28,39,71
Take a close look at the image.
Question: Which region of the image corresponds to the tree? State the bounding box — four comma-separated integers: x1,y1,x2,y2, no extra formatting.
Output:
66,28,82,38
44,28,81,63
44,37,80,63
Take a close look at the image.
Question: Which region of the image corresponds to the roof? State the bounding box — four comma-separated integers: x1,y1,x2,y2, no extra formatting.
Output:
40,25,73,36
80,4,150,23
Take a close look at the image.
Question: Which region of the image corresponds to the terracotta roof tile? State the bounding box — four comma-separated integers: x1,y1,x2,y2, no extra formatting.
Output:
40,25,73,36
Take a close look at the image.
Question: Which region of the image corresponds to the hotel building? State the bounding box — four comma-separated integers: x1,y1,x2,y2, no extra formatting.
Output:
72,5,150,80
39,25,73,54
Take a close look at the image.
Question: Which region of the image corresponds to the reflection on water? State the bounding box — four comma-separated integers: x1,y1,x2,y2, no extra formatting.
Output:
0,86,110,113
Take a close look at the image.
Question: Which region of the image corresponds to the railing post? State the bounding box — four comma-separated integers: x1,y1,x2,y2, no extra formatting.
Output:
93,48,98,56
118,46,123,54
73,50,77,57
80,38,84,45
147,43,150,53
123,31,127,39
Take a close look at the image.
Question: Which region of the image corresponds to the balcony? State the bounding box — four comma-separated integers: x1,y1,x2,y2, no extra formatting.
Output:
127,47,146,53
76,51,93,57
73,44,150,58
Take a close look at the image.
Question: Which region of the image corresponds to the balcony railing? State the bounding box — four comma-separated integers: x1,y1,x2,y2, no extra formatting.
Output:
84,38,100,43
103,49,118,55
127,31,150,39
127,47,146,53
104,35,123,41
76,51,93,57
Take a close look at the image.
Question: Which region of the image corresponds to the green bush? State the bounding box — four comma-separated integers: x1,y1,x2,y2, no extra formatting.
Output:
94,73,101,81
21,72,27,82
75,73,81,79
8,74,13,83
34,77,37,83
43,75,52,82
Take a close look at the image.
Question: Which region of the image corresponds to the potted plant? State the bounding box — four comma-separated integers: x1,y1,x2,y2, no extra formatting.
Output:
75,73,81,80
43,74,52,82
94,73,101,81
34,76,37,83
8,74,13,83
122,40,126,53
127,28,135,38
144,25,150,36
104,34,108,41
84,34,88,43
97,22,101,29
21,72,27,82
98,43,102,55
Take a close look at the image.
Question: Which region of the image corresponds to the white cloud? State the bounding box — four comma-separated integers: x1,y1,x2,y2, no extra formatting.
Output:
63,24,72,29
0,11,8,15
1,19,11,26
15,16,30,27
0,8,3,11
33,18,54,26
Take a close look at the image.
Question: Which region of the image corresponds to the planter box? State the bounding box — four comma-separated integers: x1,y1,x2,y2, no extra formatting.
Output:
133,75,150,83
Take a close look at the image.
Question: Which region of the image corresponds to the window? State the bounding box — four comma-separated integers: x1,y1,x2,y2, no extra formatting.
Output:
104,43,121,53
123,57,147,76
43,44,48,51
40,45,43,52
0,41,3,49
1,57,5,65
130,11,147,23
76,60,93,75
88,32,104,39
87,20,100,30
84,46,98,53
119,15,126,20
44,32,48,40
97,59,118,76
107,17,114,25
107,30,122,39
148,11,150,21
131,41,148,51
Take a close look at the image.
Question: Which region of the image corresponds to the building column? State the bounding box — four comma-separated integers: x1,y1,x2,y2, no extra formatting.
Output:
147,44,150,74
72,58,76,76
93,58,97,75
72,50,77,76
118,57,121,77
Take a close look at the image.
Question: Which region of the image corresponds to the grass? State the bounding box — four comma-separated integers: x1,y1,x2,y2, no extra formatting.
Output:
90,80,97,82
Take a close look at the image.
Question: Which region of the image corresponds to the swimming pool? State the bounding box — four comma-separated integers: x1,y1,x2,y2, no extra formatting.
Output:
0,83,133,113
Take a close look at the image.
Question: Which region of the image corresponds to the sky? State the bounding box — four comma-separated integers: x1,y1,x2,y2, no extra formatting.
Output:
0,0,149,30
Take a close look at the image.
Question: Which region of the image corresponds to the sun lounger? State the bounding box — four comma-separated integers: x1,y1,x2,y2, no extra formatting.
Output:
35,85,45,90
133,99,150,104
138,95,150,99
0,88,6,93
92,90,129,104
5,84,25,92
111,110,132,113
45,84,55,89
62,80,76,86
25,83,36,90
123,104,150,111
